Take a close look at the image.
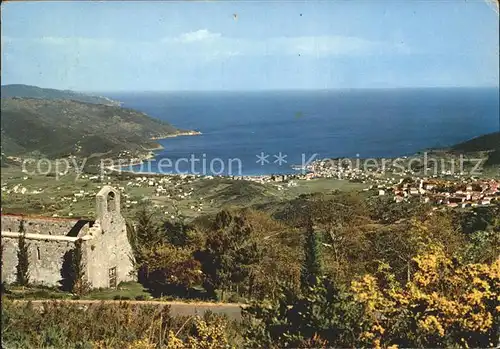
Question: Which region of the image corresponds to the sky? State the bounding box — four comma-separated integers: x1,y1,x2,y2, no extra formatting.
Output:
1,1,499,92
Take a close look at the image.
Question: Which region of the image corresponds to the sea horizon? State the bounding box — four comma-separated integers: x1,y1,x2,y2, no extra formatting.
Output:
89,85,500,95
106,87,499,176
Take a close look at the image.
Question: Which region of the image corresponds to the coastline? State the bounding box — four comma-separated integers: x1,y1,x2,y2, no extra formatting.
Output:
105,130,203,171
150,130,202,140
104,149,499,181
104,130,498,180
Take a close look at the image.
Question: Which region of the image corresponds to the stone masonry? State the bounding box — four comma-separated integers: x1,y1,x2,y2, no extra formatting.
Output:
1,186,135,288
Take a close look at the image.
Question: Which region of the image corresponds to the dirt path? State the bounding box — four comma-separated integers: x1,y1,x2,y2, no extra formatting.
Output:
11,299,245,320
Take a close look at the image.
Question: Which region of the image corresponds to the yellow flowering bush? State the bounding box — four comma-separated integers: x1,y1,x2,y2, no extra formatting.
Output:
352,247,499,348
166,316,232,349
126,338,158,349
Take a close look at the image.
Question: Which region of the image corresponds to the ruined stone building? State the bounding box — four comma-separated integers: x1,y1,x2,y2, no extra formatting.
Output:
1,186,135,288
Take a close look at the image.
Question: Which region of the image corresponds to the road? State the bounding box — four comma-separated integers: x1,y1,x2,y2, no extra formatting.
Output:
11,299,245,321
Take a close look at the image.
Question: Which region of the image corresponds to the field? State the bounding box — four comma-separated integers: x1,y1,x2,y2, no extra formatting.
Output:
1,164,369,220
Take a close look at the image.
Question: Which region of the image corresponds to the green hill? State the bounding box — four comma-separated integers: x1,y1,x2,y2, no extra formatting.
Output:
1,84,121,106
451,132,500,167
451,132,500,152
1,97,183,158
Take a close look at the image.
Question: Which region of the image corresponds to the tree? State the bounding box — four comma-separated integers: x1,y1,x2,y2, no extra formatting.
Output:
15,220,30,286
365,212,465,284
198,210,261,300
367,195,428,224
128,206,164,253
71,239,90,295
461,228,500,264
162,219,204,248
242,278,360,348
300,216,322,291
60,239,90,295
140,244,203,297
241,209,302,300
460,214,500,264
0,243,5,293
280,192,370,283
241,215,364,348
127,206,164,284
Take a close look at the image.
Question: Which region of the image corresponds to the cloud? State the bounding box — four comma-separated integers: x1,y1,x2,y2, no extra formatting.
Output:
173,29,222,43
156,29,408,58
40,36,69,45
204,49,241,61
39,36,115,48
231,35,412,57
175,32,409,57
280,36,395,56
2,31,411,68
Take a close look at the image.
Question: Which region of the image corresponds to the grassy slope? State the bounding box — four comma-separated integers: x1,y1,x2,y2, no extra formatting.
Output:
452,132,500,152
0,164,366,220
451,132,500,167
1,98,180,158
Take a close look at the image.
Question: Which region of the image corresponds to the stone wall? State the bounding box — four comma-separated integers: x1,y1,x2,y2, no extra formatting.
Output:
0,186,135,289
1,237,76,286
1,214,92,237
85,187,135,288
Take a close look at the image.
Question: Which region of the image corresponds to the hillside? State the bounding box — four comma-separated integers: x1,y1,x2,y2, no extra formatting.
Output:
451,132,500,152
451,132,500,167
1,84,121,106
0,98,183,158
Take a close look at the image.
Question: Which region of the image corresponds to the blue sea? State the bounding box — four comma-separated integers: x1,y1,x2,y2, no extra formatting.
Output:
106,88,499,176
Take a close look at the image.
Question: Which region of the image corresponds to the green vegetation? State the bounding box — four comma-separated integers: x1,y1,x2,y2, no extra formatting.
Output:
2,188,500,347
1,84,121,106
239,200,500,348
5,282,150,301
241,248,499,348
1,300,237,348
451,132,500,166
199,210,261,300
452,132,500,152
15,220,30,287
1,81,498,347
0,165,369,220
111,191,500,300
60,239,91,296
1,128,499,347
83,282,151,301
300,217,322,290
1,97,179,158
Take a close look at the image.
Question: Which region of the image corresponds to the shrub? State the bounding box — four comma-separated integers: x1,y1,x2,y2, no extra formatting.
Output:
113,295,131,300
351,249,500,348
1,300,235,348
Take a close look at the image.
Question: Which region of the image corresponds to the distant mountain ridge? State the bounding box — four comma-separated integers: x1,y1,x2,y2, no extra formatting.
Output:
1,84,121,107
